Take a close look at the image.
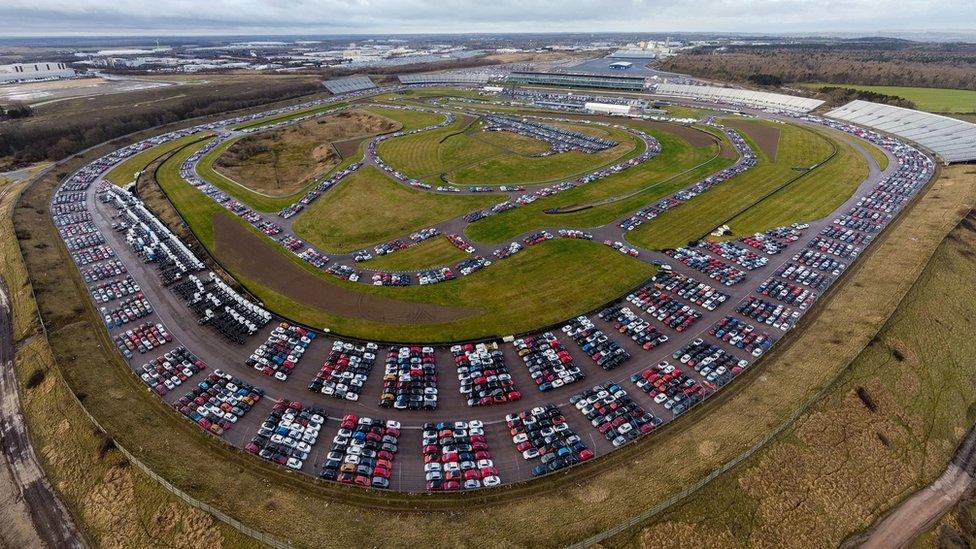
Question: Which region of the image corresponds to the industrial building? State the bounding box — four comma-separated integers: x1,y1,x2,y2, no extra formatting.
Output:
0,62,75,84
608,61,633,70
653,83,824,113
583,102,632,115
507,71,647,91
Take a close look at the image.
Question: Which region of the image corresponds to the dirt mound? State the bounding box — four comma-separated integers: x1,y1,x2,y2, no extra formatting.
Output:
212,213,479,325
213,109,399,197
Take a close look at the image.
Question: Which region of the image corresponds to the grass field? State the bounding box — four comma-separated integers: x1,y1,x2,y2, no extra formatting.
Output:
230,99,349,130
376,115,641,186
627,120,866,249
801,83,976,113
624,171,976,549
192,106,441,212
465,125,727,243
104,132,213,186
15,129,970,548
361,236,469,271
475,130,552,155
291,165,500,253
157,144,651,340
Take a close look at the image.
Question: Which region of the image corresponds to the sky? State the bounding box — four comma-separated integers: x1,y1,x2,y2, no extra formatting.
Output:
2,0,975,37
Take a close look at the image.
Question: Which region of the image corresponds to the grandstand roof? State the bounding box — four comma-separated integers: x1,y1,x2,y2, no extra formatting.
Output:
508,71,647,91
654,83,824,113
826,100,976,163
397,73,492,84
323,76,376,94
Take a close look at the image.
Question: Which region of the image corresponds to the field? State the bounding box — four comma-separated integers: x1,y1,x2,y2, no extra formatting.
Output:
375,116,641,186
212,109,399,197
104,132,213,186
191,106,442,212
627,119,866,248
12,114,971,548
156,141,654,341
465,123,728,243
801,83,976,113
361,236,470,271
291,165,500,253
622,167,976,548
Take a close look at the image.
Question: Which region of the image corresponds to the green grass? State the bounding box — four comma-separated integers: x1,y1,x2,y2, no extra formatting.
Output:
291,165,500,253
361,236,469,271
801,83,976,113
626,120,852,249
104,132,211,185
465,125,725,243
377,116,641,186
724,130,869,236
193,106,440,212
157,140,656,341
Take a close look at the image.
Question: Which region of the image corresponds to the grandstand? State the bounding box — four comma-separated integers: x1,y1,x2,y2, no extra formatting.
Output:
507,71,647,91
323,76,376,94
397,72,493,85
826,100,976,163
654,83,824,113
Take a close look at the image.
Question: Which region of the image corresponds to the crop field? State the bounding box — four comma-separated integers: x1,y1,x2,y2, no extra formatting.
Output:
801,83,976,113
291,165,500,253
627,120,866,249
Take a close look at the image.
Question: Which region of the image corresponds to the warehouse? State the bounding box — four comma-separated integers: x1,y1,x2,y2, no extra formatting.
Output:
608,61,633,70
584,102,631,115
0,62,75,83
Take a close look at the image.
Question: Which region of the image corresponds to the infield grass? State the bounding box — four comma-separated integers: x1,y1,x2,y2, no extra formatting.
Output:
361,236,469,271
626,120,864,249
291,165,501,254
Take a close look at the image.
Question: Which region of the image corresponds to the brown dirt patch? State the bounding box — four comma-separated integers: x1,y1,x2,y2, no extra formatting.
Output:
212,213,479,324
213,109,398,196
637,120,719,148
332,136,370,159
723,118,781,162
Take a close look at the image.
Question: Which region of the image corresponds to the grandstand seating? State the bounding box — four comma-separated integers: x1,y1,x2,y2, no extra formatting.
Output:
826,100,976,163
397,73,492,85
654,83,824,113
323,76,376,94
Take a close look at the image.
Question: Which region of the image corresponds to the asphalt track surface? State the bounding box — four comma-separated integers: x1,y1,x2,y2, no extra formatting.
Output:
0,284,86,548
52,88,930,494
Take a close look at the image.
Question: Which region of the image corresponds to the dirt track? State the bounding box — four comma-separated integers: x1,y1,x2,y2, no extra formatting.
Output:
723,118,781,161
0,284,85,548
212,212,481,324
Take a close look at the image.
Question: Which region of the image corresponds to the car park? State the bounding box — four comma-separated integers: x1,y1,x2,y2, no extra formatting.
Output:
175,370,263,436
672,339,748,386
380,346,438,410
736,296,798,331
630,360,708,416
513,332,584,391
571,381,660,446
506,404,592,477
137,346,207,396
248,399,327,471
423,420,497,490
309,339,377,401
598,305,669,350
562,316,631,370
451,342,521,406
709,316,773,357
320,414,401,488
625,286,702,332
245,323,315,381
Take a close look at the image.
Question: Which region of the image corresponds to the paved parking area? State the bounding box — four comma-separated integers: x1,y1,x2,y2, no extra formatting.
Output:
47,87,935,493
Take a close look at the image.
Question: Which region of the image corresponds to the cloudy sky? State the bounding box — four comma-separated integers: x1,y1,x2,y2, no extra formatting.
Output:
2,0,974,37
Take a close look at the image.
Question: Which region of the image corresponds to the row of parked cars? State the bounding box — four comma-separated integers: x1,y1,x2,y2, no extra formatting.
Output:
423,420,499,490
137,346,207,396
630,361,708,416
321,415,401,489
514,332,584,392
598,305,669,350
248,399,327,470
245,323,316,381
562,316,631,370
507,405,593,477
451,343,522,407
665,247,747,286
380,346,438,410
645,270,729,311
174,370,264,436
571,381,660,447
91,276,140,304
309,340,378,401
113,322,173,359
